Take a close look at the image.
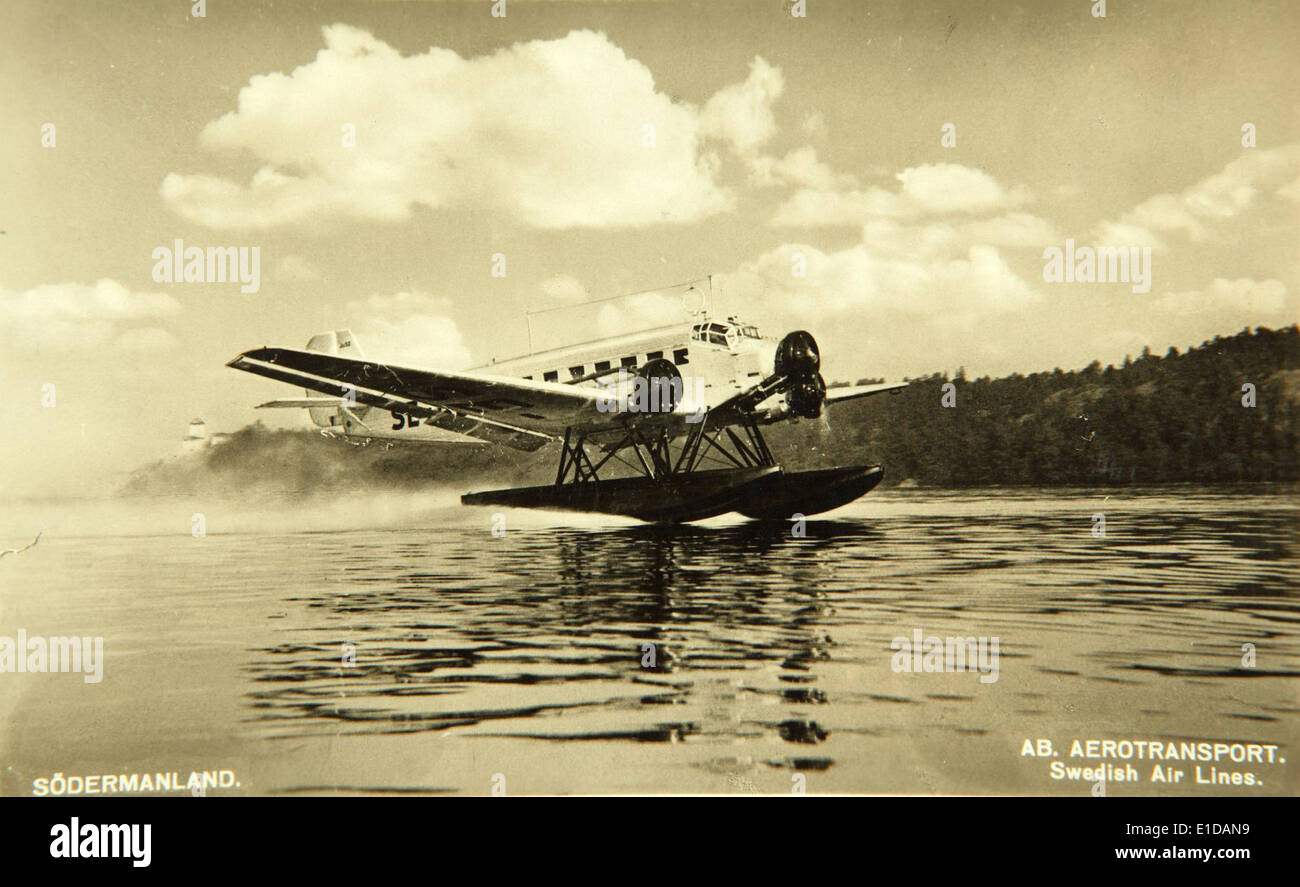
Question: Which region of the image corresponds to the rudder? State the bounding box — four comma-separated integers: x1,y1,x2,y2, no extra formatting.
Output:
304,329,365,427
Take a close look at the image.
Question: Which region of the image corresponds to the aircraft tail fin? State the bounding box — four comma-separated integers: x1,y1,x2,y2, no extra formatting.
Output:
303,330,364,426
305,329,364,359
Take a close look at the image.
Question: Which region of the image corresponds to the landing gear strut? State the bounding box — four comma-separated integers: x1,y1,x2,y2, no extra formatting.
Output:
553,415,775,486
464,416,883,523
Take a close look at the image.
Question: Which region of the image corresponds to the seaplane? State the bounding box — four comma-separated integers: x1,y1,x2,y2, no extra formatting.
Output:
226,278,907,522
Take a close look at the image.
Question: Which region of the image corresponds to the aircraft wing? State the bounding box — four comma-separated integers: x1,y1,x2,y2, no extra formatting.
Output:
227,346,605,451
825,381,909,403
702,376,908,429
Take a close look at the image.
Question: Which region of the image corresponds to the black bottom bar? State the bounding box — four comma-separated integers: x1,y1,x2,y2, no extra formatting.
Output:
11,797,1291,873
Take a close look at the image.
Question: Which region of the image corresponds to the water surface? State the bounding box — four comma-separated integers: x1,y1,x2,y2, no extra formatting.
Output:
1,487,1295,795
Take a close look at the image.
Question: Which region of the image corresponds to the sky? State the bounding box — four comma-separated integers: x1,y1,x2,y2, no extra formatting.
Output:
2,0,1297,497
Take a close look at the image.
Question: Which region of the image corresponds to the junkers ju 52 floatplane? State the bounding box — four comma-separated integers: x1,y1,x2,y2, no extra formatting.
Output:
226,278,906,522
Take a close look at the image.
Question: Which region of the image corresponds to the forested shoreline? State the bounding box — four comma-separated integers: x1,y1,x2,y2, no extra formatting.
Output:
818,325,1299,486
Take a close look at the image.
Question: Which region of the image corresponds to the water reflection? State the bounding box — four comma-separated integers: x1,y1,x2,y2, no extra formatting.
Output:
247,520,880,749
243,496,1299,790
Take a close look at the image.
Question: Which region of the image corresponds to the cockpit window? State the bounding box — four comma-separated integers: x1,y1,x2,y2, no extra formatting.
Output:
692,318,759,346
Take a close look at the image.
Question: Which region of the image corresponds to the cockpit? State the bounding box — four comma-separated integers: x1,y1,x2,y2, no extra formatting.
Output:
690,317,761,349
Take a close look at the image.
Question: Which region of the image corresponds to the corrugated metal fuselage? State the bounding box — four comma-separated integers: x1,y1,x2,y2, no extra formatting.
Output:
321,322,777,444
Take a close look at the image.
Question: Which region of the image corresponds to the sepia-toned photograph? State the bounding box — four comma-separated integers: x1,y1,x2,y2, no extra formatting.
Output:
2,0,1296,825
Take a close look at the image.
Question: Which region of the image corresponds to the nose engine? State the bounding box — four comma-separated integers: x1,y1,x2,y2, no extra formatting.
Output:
775,330,826,418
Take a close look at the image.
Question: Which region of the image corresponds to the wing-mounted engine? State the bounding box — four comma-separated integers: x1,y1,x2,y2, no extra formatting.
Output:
774,330,827,418
594,357,686,420
716,329,904,426
632,358,683,415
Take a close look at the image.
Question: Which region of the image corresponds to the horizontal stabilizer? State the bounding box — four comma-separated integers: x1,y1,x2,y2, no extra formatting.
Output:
256,398,353,409
825,381,909,403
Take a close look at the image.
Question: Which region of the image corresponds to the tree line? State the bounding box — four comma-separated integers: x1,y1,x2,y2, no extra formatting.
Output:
808,325,1299,486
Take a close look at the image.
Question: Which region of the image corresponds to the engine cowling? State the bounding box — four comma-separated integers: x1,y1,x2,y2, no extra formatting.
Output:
775,330,820,377
775,331,825,418
629,358,683,414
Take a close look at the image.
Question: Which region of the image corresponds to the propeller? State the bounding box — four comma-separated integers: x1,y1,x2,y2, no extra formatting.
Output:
774,329,820,377
775,331,826,418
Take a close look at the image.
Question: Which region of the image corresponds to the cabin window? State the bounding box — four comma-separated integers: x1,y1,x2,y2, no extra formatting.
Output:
673,348,689,365
595,360,611,372
522,375,533,380
646,351,663,361
543,370,559,382
568,365,586,380
621,356,637,367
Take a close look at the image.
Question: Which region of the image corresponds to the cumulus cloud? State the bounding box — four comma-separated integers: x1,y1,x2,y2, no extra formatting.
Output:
342,291,472,370
733,241,1038,319
749,146,857,191
771,186,901,227
527,279,708,349
712,152,1073,378
592,290,689,338
896,164,1031,215
717,236,1045,379
862,212,1062,259
0,279,180,351
162,26,742,230
771,162,1032,226
718,229,1292,380
1095,144,1300,247
702,153,1061,376
699,57,784,157
962,212,1063,248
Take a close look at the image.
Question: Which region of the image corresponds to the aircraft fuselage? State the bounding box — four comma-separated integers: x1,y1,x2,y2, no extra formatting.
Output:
317,317,779,445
